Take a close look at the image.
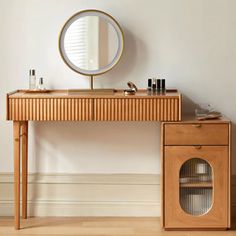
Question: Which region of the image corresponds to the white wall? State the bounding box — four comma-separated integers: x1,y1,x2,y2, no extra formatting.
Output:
1,0,236,174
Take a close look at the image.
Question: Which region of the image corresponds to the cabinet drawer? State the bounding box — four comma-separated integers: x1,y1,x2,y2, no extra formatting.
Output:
164,123,229,145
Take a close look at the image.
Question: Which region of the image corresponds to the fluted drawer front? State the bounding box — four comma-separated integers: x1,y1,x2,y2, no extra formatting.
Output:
8,98,93,121
94,98,180,121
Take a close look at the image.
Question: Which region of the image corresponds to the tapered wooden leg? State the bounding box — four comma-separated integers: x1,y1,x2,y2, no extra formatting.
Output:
22,121,28,219
13,121,21,230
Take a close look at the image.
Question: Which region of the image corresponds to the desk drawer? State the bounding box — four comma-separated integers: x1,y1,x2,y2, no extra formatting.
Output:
94,98,181,121
164,123,229,145
8,98,93,121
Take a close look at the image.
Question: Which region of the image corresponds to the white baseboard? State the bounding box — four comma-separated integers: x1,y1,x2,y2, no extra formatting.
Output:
0,173,160,217
0,173,235,217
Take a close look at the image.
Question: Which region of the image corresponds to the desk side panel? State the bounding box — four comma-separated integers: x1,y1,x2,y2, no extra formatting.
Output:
7,98,93,121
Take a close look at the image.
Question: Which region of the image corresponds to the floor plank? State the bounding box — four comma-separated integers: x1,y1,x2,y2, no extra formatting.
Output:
0,217,235,236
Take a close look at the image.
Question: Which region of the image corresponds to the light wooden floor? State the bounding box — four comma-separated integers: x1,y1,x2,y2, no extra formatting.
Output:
0,217,236,236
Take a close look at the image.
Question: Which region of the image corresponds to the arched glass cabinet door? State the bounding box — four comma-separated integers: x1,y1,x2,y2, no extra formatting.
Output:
179,158,213,216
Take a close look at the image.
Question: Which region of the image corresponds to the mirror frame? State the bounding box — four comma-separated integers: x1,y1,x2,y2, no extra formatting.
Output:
59,9,124,76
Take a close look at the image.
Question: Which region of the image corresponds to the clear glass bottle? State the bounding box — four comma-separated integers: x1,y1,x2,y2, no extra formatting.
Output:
29,69,36,90
37,77,45,90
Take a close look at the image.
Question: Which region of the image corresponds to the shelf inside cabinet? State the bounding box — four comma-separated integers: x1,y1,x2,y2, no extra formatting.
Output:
180,182,213,188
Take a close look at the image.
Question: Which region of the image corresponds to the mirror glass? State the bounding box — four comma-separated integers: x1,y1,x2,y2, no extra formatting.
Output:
59,10,124,76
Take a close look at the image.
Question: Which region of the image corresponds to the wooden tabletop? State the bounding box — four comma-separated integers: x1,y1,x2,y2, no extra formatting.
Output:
8,89,181,99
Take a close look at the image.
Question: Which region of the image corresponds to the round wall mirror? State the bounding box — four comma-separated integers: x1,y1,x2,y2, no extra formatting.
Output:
59,9,124,89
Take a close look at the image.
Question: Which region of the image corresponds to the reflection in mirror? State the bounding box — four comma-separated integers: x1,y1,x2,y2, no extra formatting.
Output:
64,16,119,71
59,10,124,90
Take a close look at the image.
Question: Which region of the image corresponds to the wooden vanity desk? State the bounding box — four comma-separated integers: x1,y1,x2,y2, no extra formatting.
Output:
6,89,182,229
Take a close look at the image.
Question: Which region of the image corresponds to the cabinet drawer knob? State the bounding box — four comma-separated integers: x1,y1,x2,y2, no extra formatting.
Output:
194,124,202,128
195,145,202,150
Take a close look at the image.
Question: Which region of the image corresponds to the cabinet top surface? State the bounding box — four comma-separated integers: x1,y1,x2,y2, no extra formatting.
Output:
7,89,181,99
163,115,230,124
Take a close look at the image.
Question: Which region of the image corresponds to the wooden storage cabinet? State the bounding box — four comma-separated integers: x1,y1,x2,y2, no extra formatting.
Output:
162,119,231,230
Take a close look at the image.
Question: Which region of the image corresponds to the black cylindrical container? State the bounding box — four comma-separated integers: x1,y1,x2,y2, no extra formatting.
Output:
147,78,152,95
152,78,156,92
161,79,166,93
148,78,152,89
157,79,161,92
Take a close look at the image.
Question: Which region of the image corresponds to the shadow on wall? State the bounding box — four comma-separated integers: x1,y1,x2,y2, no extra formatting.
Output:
231,123,236,171
27,121,160,215
181,94,196,116
31,121,160,172
182,95,236,217
230,122,236,217
29,126,61,216
99,27,149,88
182,93,236,169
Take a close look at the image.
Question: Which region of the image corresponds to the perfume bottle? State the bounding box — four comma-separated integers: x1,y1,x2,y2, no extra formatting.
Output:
37,77,45,90
29,69,36,90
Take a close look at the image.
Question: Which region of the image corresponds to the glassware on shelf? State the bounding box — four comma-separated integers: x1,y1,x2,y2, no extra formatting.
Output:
179,175,212,184
179,158,213,216
180,188,212,216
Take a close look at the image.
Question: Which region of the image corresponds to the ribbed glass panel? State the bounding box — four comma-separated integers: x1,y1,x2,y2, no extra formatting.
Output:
179,158,213,216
